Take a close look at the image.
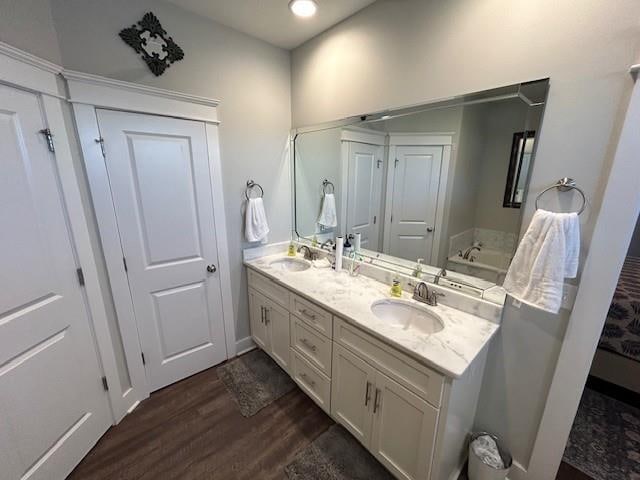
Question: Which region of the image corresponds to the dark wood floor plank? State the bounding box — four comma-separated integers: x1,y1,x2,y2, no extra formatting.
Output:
69,363,333,480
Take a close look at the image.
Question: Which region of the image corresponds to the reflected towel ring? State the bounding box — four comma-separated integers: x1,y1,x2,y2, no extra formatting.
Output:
322,179,335,194
245,180,264,201
535,177,586,215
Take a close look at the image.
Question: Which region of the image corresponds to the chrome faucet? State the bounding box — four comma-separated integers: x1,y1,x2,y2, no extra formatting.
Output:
320,239,335,251
434,267,447,285
297,245,317,261
412,282,444,306
462,245,481,259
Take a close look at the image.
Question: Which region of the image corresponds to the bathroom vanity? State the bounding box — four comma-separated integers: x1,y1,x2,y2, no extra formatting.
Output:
244,249,500,480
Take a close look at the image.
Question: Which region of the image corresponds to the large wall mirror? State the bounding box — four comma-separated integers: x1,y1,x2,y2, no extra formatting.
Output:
293,79,549,296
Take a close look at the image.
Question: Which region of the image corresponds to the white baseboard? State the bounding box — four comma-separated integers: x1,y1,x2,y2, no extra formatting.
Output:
235,336,256,356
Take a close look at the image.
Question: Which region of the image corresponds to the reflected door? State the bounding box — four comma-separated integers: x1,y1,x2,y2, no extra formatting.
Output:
97,110,227,392
346,142,384,250
388,146,443,262
0,85,110,479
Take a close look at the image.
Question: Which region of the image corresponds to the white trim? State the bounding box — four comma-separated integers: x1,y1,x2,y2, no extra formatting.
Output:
339,140,350,237
526,74,640,479
0,43,121,423
204,123,238,358
389,132,454,146
72,103,148,419
0,42,63,98
235,337,256,356
63,70,220,124
341,126,387,146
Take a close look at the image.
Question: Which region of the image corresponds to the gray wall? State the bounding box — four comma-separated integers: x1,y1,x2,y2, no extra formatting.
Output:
0,0,61,64
291,0,640,471
47,0,292,347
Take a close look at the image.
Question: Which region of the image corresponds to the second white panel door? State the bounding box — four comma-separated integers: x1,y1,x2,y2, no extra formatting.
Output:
97,109,227,392
388,146,443,263
346,142,384,250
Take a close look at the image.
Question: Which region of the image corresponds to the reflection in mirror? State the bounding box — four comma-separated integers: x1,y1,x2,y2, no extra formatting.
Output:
293,79,549,291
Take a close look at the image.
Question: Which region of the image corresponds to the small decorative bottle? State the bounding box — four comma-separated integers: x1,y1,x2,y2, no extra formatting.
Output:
287,242,296,257
390,279,402,298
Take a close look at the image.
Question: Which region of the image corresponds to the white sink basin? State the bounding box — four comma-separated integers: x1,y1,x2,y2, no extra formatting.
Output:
269,257,311,272
371,299,444,335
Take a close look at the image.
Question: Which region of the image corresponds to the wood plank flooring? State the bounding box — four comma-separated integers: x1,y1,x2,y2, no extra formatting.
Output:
68,361,333,479
69,357,589,479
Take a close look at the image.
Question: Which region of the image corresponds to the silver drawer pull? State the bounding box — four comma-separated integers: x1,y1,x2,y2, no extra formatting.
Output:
300,372,316,388
300,338,317,352
364,381,372,406
373,388,381,414
300,308,316,320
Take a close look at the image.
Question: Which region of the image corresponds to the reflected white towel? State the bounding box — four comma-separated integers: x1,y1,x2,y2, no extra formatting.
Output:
503,209,579,313
245,197,269,243
317,193,337,228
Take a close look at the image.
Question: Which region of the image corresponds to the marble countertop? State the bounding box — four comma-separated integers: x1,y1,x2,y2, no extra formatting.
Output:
245,253,500,379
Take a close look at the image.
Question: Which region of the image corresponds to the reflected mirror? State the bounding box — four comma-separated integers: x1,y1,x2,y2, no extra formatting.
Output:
293,79,549,290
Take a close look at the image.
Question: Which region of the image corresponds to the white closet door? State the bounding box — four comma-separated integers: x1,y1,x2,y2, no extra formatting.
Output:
388,146,443,262
0,84,110,479
96,109,227,392
346,142,384,250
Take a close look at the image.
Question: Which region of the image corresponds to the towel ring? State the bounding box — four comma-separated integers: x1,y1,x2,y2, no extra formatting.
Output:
535,177,586,215
322,179,335,194
245,180,264,201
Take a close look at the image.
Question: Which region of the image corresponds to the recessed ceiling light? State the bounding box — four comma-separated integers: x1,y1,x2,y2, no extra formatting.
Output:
289,0,318,18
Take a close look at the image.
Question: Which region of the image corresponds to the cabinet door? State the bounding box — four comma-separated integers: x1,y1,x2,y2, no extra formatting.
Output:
265,298,290,372
370,371,439,480
331,344,376,446
248,289,269,350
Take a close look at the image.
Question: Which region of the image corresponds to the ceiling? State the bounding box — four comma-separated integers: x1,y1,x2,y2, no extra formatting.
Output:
166,0,377,49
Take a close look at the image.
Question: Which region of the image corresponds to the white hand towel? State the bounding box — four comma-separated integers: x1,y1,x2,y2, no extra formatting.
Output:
245,197,270,243
502,209,580,313
317,193,337,228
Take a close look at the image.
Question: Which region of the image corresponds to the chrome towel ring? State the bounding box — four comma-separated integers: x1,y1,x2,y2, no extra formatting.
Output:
245,180,264,201
535,177,586,215
322,179,335,194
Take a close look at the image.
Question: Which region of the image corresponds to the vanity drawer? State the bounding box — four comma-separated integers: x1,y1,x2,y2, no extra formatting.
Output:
292,315,332,377
290,294,332,337
291,349,331,414
247,269,290,308
334,317,445,408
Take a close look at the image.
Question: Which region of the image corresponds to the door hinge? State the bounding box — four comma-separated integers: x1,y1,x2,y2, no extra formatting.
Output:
76,267,85,286
390,215,393,223
373,215,377,224
39,129,55,153
377,159,382,169
141,352,146,365
95,137,106,158
394,158,399,168
123,257,128,272
101,376,109,391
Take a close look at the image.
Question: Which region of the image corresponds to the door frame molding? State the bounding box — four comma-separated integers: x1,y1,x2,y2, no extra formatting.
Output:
65,71,236,420
383,133,453,264
0,42,115,421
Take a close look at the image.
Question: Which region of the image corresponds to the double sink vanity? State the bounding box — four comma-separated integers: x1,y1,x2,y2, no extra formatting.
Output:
244,244,502,480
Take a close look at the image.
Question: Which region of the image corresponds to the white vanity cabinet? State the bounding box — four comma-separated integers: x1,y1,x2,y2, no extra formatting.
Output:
247,268,488,480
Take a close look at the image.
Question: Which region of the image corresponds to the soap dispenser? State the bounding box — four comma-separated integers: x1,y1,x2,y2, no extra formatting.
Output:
287,242,296,257
390,279,402,298
412,258,424,277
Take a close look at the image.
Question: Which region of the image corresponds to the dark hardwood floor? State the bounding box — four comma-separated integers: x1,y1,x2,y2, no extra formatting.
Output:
68,362,333,479
69,358,590,480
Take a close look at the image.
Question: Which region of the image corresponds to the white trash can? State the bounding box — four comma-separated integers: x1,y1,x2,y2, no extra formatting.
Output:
467,432,512,480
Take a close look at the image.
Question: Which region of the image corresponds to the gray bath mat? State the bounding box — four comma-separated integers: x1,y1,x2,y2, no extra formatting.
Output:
285,424,394,480
563,388,640,479
218,348,296,417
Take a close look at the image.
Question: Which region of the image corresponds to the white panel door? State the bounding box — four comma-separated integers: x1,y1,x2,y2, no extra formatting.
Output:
346,142,384,250
0,84,110,479
96,109,227,392
370,371,439,480
388,146,443,262
331,344,376,446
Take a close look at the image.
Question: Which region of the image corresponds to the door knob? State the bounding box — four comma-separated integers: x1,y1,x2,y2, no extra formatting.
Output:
206,264,217,273
426,227,434,232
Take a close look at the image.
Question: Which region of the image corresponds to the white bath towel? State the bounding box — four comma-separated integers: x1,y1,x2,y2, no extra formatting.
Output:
502,209,580,313
317,193,337,228
245,197,270,243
